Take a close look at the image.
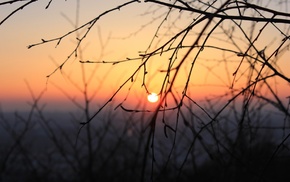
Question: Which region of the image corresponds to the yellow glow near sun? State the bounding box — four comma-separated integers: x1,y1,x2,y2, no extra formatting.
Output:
147,92,159,103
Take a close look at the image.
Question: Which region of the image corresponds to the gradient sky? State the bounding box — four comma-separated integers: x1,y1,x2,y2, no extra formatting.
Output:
1,1,290,112
1,1,152,111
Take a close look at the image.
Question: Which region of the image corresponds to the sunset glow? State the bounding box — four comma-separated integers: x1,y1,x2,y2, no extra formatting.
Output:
0,0,289,113
2,2,290,182
147,93,159,103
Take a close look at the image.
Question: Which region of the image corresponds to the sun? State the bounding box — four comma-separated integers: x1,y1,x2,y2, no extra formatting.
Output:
147,92,159,103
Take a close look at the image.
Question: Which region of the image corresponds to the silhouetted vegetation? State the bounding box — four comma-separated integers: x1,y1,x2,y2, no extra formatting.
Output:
1,0,290,181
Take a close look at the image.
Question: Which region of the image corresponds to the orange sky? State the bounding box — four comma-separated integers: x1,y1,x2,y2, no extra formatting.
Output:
0,1,150,111
1,1,289,112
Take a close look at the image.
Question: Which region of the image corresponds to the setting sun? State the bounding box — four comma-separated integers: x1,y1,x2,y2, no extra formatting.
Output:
147,93,159,103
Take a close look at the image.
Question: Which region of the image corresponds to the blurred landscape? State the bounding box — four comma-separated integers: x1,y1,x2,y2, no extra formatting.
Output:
1,96,290,181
